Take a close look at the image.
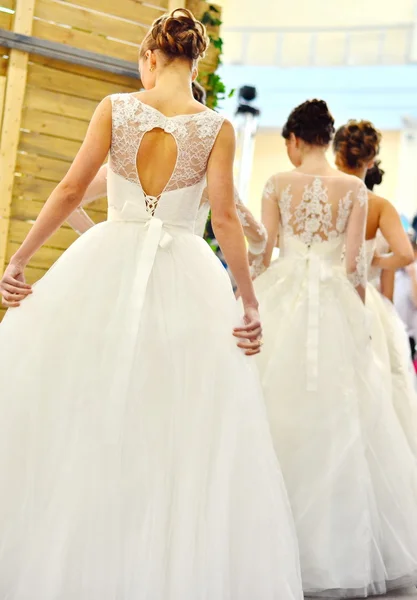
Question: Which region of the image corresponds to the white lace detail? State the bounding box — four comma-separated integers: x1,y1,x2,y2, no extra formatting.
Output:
110,94,224,215
280,178,343,246
263,177,276,201
250,254,266,278
357,184,368,207
348,241,367,288
336,191,353,233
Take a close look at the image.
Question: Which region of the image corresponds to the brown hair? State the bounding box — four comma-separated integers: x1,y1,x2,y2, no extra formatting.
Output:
140,8,208,62
364,159,384,191
333,120,381,169
282,99,335,147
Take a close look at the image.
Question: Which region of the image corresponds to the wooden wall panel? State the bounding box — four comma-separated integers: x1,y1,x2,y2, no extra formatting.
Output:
32,20,140,62
0,10,13,29
0,0,14,9
27,61,136,101
35,0,146,45
19,131,81,161
61,0,166,26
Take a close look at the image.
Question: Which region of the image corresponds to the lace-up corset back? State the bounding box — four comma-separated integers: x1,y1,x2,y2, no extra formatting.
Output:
109,94,224,218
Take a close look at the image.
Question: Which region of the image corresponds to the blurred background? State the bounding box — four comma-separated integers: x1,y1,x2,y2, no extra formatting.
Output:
218,0,417,223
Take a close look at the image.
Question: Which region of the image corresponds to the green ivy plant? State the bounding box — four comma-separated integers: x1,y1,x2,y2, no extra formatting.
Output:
199,5,234,110
199,4,235,255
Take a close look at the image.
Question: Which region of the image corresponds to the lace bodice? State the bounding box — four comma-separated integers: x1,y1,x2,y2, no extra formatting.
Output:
109,93,224,216
257,172,368,291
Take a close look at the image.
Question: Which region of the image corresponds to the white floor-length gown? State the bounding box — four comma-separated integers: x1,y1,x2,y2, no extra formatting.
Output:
0,94,302,600
365,233,417,458
253,171,417,598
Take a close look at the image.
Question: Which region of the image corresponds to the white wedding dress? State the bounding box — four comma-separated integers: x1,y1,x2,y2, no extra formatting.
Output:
252,171,417,597
366,233,417,458
0,94,302,600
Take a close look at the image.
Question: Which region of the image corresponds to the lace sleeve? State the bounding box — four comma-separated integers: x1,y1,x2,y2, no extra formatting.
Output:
234,189,267,255
346,182,368,298
249,176,279,279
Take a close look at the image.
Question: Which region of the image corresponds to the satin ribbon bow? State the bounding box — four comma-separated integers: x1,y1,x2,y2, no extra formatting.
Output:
108,201,173,334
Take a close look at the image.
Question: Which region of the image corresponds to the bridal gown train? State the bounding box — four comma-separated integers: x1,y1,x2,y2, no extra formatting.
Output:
365,234,417,458
0,94,302,600
252,172,417,598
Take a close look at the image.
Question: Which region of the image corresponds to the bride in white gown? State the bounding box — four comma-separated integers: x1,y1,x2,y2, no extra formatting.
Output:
333,120,417,458
0,9,302,600
250,100,417,597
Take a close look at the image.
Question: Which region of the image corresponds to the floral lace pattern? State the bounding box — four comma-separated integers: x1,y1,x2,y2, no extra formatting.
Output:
347,241,367,288
110,94,224,215
336,191,353,233
259,174,368,290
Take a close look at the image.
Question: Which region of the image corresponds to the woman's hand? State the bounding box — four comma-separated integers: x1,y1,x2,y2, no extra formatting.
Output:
0,263,32,307
233,304,263,356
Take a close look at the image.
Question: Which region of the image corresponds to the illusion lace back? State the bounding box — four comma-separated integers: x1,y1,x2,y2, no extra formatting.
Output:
109,94,224,217
262,172,368,289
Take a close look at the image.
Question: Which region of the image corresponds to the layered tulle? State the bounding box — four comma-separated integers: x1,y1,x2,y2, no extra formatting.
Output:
0,222,302,600
254,240,417,598
366,283,417,459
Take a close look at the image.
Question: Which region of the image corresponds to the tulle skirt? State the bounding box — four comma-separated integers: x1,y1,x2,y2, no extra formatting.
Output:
0,222,302,600
367,283,417,459
254,257,417,598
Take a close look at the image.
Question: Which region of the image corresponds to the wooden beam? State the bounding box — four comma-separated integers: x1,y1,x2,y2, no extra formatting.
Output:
0,0,36,274
0,75,6,129
0,29,140,78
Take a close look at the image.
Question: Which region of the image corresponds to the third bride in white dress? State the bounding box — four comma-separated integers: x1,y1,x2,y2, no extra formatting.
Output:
333,119,417,458
250,99,417,597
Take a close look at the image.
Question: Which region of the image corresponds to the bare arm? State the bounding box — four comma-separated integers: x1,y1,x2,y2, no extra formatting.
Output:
372,200,414,270
380,269,395,302
0,97,112,306
207,120,262,353
66,164,109,234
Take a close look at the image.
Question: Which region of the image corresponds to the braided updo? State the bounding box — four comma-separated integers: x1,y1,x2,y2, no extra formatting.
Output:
140,8,208,62
333,120,381,169
282,100,335,147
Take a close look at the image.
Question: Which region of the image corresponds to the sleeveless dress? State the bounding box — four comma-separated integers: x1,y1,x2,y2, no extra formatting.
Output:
252,171,417,598
0,94,302,600
365,234,417,458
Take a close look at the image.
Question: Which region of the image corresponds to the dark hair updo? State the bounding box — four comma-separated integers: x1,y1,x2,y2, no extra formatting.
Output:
333,120,381,169
140,8,208,62
192,80,206,105
282,99,335,146
365,160,384,191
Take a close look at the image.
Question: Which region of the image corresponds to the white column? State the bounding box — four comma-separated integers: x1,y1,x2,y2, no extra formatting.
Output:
395,117,417,221
409,0,417,62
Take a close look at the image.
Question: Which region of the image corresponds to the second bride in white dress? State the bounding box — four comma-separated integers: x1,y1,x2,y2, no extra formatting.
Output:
250,100,417,597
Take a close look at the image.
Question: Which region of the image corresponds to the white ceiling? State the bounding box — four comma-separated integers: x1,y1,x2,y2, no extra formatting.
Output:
219,0,416,67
